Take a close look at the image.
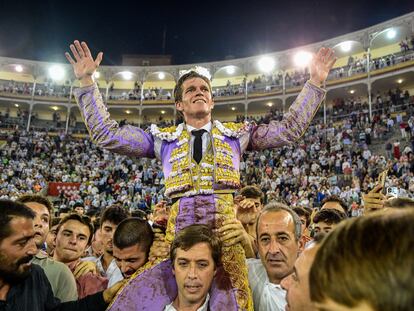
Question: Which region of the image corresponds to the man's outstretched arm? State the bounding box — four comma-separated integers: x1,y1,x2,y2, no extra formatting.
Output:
249,48,336,151
66,40,155,158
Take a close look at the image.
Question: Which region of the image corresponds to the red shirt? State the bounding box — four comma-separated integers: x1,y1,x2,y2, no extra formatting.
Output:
68,260,109,299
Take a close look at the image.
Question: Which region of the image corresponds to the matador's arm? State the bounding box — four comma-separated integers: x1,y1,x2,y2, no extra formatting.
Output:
74,84,155,158
249,80,326,150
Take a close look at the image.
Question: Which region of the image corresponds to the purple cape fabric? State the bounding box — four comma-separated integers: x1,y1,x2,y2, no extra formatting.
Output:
108,195,238,311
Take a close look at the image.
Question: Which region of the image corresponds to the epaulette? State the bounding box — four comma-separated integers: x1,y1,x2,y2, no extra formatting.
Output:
214,120,251,138
150,124,184,141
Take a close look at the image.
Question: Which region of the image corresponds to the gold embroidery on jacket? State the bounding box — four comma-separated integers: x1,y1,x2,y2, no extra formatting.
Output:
164,123,241,198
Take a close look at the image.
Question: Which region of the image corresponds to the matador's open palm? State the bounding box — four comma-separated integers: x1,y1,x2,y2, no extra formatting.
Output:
65,40,103,81
309,47,337,86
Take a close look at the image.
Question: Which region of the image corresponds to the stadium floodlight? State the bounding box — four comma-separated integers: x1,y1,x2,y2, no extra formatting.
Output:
161,110,166,114
15,65,23,73
231,107,236,111
267,102,273,107
158,72,165,80
49,65,65,81
120,71,133,80
386,29,396,39
339,41,352,52
294,51,313,67
94,71,100,79
397,79,403,84
225,66,236,75
349,90,355,94
258,56,275,73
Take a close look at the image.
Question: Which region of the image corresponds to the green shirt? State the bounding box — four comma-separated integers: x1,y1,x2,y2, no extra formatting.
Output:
32,251,78,302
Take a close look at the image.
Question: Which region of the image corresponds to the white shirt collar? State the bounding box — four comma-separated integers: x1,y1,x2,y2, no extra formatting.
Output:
186,122,212,133
164,294,210,311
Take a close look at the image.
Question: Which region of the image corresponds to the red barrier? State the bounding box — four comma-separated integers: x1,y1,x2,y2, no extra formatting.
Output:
48,182,81,196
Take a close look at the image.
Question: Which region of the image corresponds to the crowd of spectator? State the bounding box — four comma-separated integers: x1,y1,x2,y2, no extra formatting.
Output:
0,79,72,97
399,36,414,53
3,85,412,139
1,88,413,217
107,81,172,101
0,80,414,311
0,130,167,214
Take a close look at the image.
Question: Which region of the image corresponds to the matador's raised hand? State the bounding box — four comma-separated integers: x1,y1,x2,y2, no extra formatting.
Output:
309,47,337,86
65,40,103,86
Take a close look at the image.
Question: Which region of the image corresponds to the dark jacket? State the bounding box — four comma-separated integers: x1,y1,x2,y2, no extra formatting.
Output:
0,264,108,311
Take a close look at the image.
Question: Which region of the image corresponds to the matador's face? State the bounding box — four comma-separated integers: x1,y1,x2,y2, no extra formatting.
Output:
176,77,214,120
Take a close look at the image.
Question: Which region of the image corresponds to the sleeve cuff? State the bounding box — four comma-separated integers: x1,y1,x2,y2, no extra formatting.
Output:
306,80,326,93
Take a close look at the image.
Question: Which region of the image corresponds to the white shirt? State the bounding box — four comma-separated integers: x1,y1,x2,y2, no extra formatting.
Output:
164,294,210,311
91,256,124,288
247,258,286,311
187,122,213,158
362,149,371,160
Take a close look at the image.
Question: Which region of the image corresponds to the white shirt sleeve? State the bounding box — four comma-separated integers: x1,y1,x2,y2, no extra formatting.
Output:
239,130,251,154
154,135,163,160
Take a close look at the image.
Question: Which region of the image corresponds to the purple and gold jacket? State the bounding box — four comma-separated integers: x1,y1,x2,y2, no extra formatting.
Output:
74,81,326,198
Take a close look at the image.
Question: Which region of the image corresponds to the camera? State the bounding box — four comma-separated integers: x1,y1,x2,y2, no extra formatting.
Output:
386,187,399,198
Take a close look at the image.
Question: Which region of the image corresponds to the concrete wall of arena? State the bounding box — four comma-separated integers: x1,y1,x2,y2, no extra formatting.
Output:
0,106,67,121
212,76,247,87
212,112,237,121
110,80,176,90
0,72,71,85
0,72,35,83
34,108,68,121
108,110,141,123
0,106,20,117
143,81,175,89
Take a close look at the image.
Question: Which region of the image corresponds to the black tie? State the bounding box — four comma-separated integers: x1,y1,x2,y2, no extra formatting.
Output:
192,129,206,164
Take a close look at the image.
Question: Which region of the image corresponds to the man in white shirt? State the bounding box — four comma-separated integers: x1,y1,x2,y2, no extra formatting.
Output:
164,224,220,311
247,202,303,311
362,148,371,161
